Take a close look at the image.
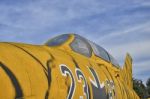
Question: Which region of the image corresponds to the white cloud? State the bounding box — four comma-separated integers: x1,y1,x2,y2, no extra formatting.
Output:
133,60,150,84
97,22,150,43
95,24,150,82
107,40,150,61
0,0,149,83
133,60,150,74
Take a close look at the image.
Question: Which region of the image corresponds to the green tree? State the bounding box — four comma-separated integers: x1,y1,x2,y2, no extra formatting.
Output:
146,78,150,95
133,78,148,99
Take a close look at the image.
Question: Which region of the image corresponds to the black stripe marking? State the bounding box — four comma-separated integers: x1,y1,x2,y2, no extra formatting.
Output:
72,58,80,68
6,43,47,72
0,62,23,98
6,43,53,99
46,60,51,87
67,85,70,96
45,59,52,99
57,50,79,69
88,84,91,99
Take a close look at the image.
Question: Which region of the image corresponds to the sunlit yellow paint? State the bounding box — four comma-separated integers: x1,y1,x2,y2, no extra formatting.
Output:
0,34,139,99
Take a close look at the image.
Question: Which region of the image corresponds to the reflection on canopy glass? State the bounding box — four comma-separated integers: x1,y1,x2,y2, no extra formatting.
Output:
46,34,69,46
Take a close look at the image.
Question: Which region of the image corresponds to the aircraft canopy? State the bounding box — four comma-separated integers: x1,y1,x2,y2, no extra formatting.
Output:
45,34,119,67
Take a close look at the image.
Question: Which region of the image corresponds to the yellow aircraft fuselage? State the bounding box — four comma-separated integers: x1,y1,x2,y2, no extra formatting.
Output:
0,34,139,99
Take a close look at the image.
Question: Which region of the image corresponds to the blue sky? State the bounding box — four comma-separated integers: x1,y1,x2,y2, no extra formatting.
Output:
0,0,150,84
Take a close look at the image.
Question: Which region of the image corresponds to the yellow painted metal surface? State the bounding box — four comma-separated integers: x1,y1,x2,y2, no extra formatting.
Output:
0,34,139,99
